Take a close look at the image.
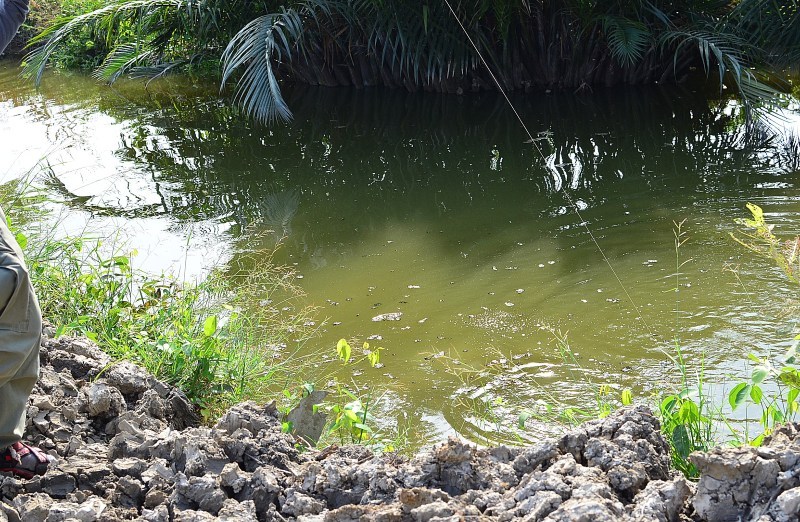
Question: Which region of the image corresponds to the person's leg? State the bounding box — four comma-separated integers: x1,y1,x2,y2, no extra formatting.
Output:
0,214,52,477
0,267,41,449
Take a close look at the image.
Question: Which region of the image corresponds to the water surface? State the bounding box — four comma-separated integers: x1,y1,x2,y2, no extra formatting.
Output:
2,62,800,445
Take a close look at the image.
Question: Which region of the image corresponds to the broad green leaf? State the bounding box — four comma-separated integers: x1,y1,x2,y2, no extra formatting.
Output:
336,338,351,363
678,399,699,422
752,366,768,384
780,370,800,388
621,389,633,405
750,384,763,403
661,395,678,413
729,382,750,410
518,412,531,429
203,315,218,337
672,425,691,458
367,348,381,367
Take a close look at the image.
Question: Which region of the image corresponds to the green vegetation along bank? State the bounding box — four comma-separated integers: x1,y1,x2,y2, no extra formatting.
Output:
13,0,800,123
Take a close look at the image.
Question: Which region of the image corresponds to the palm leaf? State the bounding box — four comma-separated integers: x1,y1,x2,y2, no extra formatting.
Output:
93,42,156,83
660,28,784,118
601,16,652,67
221,10,305,124
22,0,188,86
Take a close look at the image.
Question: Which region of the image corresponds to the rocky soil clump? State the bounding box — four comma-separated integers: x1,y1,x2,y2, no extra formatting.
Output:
4,335,800,521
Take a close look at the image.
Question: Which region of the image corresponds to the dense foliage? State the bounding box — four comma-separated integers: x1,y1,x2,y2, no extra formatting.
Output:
22,1,800,122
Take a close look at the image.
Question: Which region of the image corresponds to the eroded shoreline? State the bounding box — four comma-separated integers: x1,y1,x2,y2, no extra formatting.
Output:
2,334,800,521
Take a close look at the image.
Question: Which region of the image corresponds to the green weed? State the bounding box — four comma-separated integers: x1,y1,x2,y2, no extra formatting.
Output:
324,338,385,445
655,219,717,478
1,179,317,420
724,203,800,445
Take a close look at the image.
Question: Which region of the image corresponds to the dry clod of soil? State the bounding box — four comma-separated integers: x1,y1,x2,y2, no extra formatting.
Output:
4,334,800,521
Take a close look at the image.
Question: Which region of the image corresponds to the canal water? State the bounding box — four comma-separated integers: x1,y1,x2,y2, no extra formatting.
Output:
2,62,799,446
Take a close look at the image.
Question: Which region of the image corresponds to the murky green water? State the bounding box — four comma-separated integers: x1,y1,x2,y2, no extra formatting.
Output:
2,62,800,445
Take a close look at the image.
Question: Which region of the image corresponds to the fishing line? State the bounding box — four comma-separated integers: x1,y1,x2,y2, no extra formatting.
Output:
442,0,659,341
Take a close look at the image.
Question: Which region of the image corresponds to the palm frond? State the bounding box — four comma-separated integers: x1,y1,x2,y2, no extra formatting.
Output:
221,10,306,124
22,0,188,86
600,16,652,67
660,28,784,118
732,0,800,66
93,42,156,83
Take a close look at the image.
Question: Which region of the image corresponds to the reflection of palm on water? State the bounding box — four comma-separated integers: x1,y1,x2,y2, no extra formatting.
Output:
258,189,299,238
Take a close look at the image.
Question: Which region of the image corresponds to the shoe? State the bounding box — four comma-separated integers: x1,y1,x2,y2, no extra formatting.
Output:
0,442,55,479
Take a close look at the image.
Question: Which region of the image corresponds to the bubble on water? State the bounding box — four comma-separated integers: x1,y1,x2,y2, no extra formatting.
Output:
419,317,428,324
597,289,603,293
516,288,524,294
492,266,498,271
548,260,555,265
581,299,588,303
505,302,515,307
538,264,545,268
408,284,421,289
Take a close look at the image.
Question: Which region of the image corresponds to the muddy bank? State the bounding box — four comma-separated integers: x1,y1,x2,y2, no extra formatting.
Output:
2,335,800,521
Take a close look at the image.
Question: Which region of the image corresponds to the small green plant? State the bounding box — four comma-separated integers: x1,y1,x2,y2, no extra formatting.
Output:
324,338,385,445
656,219,716,478
730,203,800,284
724,203,800,445
727,348,800,446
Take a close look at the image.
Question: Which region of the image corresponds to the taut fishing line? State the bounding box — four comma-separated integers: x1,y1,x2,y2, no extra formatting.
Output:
442,0,659,341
